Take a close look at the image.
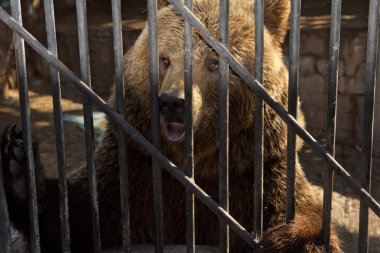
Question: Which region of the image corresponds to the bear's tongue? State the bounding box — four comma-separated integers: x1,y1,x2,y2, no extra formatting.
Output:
164,122,185,143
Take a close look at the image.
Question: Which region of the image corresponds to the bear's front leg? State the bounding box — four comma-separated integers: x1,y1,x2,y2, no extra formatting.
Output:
256,212,342,253
0,125,66,252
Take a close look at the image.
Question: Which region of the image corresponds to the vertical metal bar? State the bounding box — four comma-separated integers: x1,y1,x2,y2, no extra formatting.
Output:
219,0,229,252
147,0,164,252
322,0,342,251
184,0,195,252
253,0,264,243
286,0,301,224
42,0,71,251
359,0,380,252
75,1,101,252
111,0,131,251
10,0,41,252
0,151,11,253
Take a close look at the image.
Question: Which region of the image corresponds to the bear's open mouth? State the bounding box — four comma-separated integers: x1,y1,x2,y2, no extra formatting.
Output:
163,121,185,143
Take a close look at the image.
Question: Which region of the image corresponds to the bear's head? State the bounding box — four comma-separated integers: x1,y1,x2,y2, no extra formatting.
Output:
122,0,301,174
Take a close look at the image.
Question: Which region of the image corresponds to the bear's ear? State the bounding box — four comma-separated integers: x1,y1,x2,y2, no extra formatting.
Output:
158,0,170,10
263,0,291,44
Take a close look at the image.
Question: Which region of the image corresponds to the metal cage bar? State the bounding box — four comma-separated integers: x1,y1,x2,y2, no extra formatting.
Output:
286,0,301,224
253,0,264,243
42,0,71,251
0,151,11,253
9,1,41,252
184,0,195,252
147,0,164,252
111,0,132,251
219,0,230,252
75,0,102,251
359,0,380,251
322,0,342,251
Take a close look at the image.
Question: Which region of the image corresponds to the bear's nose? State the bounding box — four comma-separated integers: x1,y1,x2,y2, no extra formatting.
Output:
159,92,185,123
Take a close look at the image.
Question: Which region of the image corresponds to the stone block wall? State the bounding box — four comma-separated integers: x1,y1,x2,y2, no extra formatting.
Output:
298,28,380,157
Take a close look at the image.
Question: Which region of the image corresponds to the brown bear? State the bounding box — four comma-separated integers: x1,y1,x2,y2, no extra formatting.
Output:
1,0,342,252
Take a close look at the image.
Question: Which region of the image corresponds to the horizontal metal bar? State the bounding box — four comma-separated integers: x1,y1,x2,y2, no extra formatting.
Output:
0,8,257,248
165,0,380,217
42,0,71,251
75,0,101,251
359,0,380,251
0,151,11,253
322,0,342,251
9,1,41,252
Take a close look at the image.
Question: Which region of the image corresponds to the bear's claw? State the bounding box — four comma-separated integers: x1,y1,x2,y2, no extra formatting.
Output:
1,124,27,183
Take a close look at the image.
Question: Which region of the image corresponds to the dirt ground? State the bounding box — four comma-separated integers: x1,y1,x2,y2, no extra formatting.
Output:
0,79,88,177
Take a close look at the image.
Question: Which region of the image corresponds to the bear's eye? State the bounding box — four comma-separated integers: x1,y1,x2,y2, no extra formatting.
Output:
206,59,219,73
160,56,171,69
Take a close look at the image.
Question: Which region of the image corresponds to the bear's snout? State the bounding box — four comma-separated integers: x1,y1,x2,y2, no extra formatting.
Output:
159,91,186,143
159,91,185,124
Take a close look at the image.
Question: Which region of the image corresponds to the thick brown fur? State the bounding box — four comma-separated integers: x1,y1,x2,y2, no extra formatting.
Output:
1,0,342,252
